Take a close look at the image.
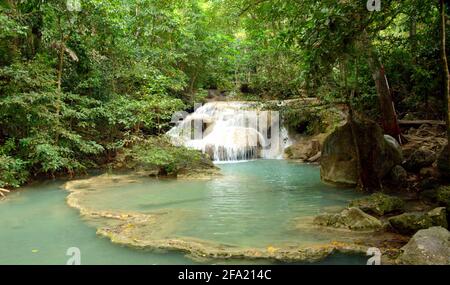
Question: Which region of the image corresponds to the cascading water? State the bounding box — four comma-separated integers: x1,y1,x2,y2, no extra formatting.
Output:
167,101,292,162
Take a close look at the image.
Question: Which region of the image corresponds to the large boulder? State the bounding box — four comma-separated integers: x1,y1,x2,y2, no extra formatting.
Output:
320,118,402,187
349,193,405,216
397,227,450,265
388,207,448,235
314,207,383,231
404,148,436,172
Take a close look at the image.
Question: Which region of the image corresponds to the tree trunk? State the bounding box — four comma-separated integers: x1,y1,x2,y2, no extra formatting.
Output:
363,31,402,143
370,56,402,143
56,15,65,117
440,0,450,169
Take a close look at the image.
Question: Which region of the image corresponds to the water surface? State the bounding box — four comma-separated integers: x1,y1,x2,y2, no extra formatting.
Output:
0,160,367,265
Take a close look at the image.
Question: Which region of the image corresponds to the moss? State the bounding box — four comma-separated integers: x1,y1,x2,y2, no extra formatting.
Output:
388,208,448,235
349,193,405,216
436,186,450,208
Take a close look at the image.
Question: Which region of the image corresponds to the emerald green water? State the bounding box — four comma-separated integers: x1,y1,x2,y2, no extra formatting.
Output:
0,160,367,265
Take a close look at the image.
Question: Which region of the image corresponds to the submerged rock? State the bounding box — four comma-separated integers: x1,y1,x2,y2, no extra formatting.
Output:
397,227,450,265
388,207,448,235
314,207,383,231
320,118,402,187
349,193,405,216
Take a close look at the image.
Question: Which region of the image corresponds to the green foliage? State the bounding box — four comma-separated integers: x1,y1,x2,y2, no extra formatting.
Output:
0,0,230,186
0,155,28,188
127,137,206,175
0,0,448,188
283,109,326,136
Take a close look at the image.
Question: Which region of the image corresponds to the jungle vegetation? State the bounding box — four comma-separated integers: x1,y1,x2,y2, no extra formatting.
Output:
0,0,448,188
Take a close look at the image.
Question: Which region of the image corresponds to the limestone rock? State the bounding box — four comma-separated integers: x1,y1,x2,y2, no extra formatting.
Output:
314,207,383,231
388,207,448,235
397,227,450,265
320,118,402,187
349,193,405,216
285,139,321,161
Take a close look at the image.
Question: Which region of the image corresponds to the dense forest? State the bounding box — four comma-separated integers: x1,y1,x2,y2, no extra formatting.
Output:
0,0,449,190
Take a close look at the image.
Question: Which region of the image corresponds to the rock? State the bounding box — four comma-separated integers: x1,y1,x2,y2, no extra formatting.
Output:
390,165,408,184
314,207,383,231
388,207,448,235
418,177,439,190
397,227,450,265
320,117,403,187
349,193,405,216
420,187,450,213
404,148,436,172
307,151,321,163
428,207,448,229
285,139,321,161
384,135,402,158
419,167,439,179
436,186,450,208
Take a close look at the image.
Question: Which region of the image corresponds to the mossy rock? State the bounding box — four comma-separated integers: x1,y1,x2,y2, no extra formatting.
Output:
388,207,448,235
314,207,383,231
397,227,450,265
349,193,405,216
436,186,450,208
119,136,218,178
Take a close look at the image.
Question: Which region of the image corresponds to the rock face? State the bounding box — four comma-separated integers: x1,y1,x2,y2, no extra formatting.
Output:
404,148,436,172
349,193,405,216
314,207,383,231
320,118,402,187
398,227,450,265
388,207,448,235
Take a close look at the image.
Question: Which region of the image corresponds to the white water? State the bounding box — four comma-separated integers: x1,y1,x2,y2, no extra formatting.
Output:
167,102,292,162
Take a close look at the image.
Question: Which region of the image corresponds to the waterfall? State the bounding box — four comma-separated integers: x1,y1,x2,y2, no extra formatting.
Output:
167,102,292,162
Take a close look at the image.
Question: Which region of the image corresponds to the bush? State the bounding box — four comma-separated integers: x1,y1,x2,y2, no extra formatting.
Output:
126,137,213,176
0,155,29,188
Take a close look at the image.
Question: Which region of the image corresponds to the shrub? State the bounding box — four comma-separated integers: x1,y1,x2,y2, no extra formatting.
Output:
0,155,29,188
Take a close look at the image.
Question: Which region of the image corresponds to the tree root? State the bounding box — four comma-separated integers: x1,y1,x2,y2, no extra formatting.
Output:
0,188,10,200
